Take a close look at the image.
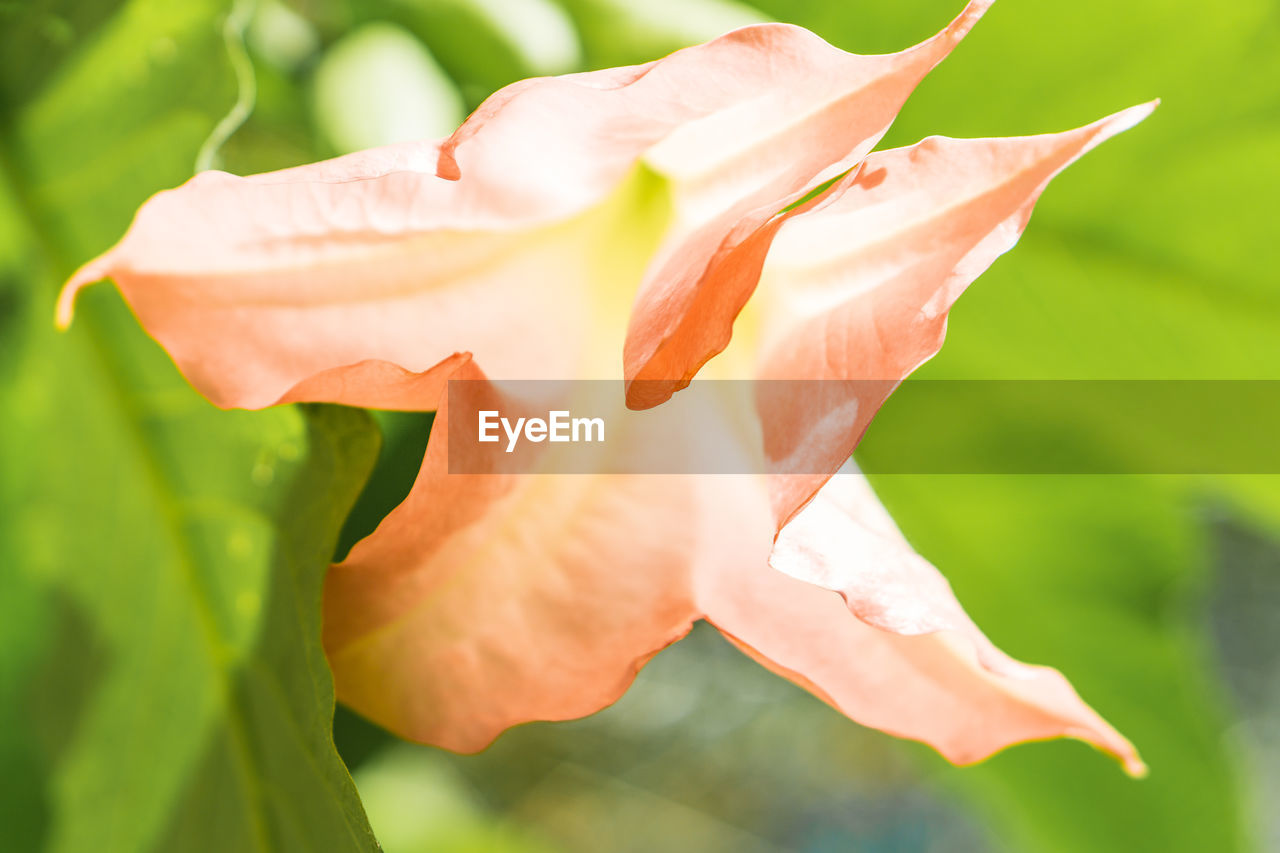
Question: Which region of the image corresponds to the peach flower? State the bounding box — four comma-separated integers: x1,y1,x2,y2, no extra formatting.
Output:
60,0,1152,774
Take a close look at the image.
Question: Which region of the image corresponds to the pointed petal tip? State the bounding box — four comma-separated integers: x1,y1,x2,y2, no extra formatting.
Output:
1068,100,1158,159
949,731,1146,778
901,0,993,68
1072,724,1145,779
1101,99,1160,136
1105,732,1147,779
946,0,997,41
965,0,998,20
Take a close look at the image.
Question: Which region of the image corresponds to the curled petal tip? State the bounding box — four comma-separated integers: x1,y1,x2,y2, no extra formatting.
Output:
55,258,110,330
435,152,461,182
1123,754,1150,779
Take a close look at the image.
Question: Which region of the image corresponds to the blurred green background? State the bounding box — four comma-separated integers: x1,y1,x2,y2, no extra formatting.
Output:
1,0,1278,850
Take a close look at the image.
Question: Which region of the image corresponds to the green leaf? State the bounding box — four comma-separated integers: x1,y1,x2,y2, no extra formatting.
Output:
353,745,561,853
0,1,380,850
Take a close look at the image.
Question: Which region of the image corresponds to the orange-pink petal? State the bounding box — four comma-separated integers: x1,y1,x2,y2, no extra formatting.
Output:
702,471,1145,774
324,362,722,749
330,410,1142,772
622,0,995,408
57,4,993,412
753,103,1157,525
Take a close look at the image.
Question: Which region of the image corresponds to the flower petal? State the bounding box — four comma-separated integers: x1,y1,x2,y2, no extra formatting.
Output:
58,158,670,408
701,470,1145,774
58,5,992,411
323,361,755,749
751,103,1158,524
622,0,994,408
337,414,1142,772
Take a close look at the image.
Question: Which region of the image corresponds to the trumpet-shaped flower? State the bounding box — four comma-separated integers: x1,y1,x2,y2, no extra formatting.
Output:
60,0,1152,774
